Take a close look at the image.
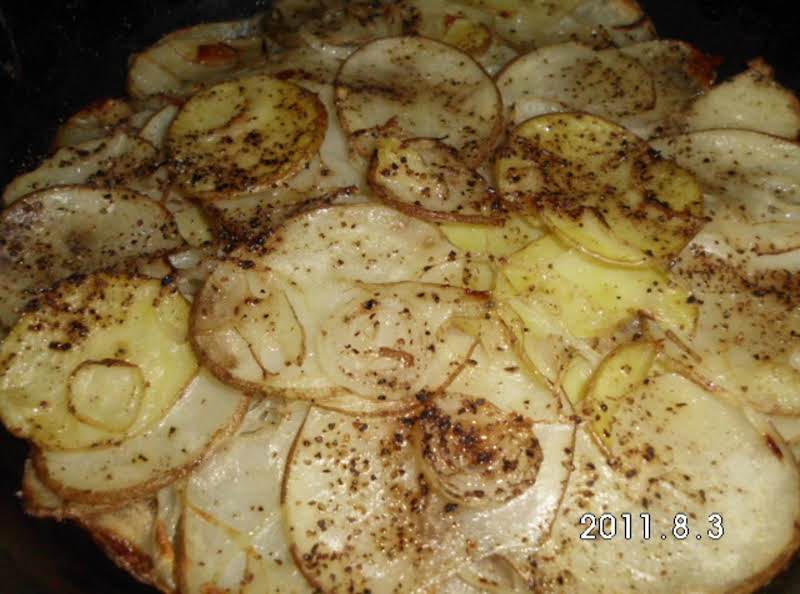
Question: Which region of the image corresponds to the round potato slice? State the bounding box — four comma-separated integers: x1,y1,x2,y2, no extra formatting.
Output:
179,400,310,594
166,74,327,199
0,273,197,450
369,138,503,224
335,36,503,166
497,42,656,124
127,16,268,98
508,372,800,594
496,113,704,262
0,186,183,332
34,368,247,504
283,400,574,594
53,98,134,148
3,132,158,205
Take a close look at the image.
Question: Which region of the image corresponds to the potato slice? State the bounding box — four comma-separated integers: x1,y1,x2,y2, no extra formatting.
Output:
127,16,268,98
283,400,574,593
509,409,800,594
501,235,697,339
652,129,800,254
179,400,310,594
369,138,503,224
139,104,180,149
34,368,247,504
335,36,503,165
496,42,656,123
3,132,158,205
0,273,197,450
53,98,133,148
497,113,704,261
685,59,800,139
166,74,326,199
0,186,183,332
440,215,542,257
581,341,658,447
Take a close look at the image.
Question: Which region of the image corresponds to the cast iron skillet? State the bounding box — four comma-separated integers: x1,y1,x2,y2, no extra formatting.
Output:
1,1,799,592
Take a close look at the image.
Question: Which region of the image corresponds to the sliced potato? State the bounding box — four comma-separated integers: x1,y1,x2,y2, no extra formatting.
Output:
0,273,197,450
0,186,183,331
497,42,656,124
166,74,327,199
54,98,133,148
34,368,247,504
139,104,180,148
369,138,503,224
497,113,704,261
3,132,158,205
283,401,574,593
685,59,800,139
335,36,503,165
179,400,310,594
502,234,697,339
440,215,542,258
127,16,268,98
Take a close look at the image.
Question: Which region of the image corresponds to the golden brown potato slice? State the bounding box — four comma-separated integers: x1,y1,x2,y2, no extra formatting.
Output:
335,36,503,165
53,98,134,148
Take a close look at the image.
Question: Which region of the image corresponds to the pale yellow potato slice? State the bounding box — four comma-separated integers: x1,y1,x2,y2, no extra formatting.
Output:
178,400,310,594
508,375,800,594
497,113,704,261
369,138,503,224
3,132,158,205
34,368,247,504
53,98,134,148
496,42,656,123
127,16,268,98
439,215,543,258
0,186,183,332
0,273,197,450
166,74,327,199
335,36,503,166
139,104,180,148
685,59,800,139
283,400,574,593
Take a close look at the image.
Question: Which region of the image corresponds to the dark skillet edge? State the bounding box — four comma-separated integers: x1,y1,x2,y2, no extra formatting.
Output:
1,1,800,593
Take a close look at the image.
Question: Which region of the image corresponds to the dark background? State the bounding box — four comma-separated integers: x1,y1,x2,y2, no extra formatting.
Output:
1,1,800,593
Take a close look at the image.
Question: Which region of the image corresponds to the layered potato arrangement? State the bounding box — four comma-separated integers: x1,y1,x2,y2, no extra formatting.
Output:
2,1,800,592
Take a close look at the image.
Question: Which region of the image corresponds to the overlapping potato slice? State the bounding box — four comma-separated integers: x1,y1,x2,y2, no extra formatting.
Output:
139,104,180,149
497,113,704,262
684,60,800,139
497,42,656,124
3,132,158,205
53,98,134,148
179,400,310,594
283,398,574,593
335,36,503,165
128,16,268,98
369,138,502,224
440,215,543,258
652,129,800,255
508,371,800,594
501,234,697,339
166,74,327,199
0,273,197,450
34,367,247,504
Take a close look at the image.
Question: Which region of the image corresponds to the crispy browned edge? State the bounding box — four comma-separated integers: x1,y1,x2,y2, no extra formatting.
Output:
51,98,134,149
334,35,504,169
164,74,328,201
367,137,506,226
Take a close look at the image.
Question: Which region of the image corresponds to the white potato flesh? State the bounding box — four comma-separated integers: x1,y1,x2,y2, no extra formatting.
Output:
260,46,343,85
652,130,800,253
127,16,268,98
179,400,310,594
35,368,247,504
283,401,574,593
509,373,800,593
3,132,158,205
166,74,327,199
54,98,133,148
369,138,502,224
0,186,183,332
139,104,180,148
335,36,503,166
686,61,800,139
497,42,655,124
0,273,197,450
